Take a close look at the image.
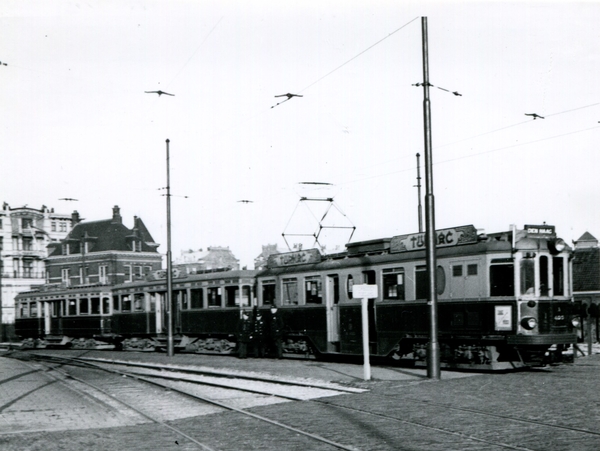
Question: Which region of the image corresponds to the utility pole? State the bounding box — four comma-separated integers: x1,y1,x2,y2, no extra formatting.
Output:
166,139,174,357
420,16,440,379
415,153,423,233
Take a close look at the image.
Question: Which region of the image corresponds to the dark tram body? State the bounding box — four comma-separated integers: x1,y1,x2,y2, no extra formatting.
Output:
15,224,579,369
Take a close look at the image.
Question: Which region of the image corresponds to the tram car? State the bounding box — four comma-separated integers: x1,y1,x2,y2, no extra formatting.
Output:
255,224,578,369
14,223,579,370
14,284,114,349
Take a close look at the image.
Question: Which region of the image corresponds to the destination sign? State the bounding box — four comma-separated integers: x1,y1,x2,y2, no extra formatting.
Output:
267,248,322,267
390,225,478,253
525,224,555,237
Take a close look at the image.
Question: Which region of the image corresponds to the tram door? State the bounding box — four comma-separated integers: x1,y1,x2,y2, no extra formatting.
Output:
450,260,481,300
326,275,340,345
48,300,64,335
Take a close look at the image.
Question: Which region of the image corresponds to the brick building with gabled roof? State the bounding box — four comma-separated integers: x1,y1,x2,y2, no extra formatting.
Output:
46,206,162,287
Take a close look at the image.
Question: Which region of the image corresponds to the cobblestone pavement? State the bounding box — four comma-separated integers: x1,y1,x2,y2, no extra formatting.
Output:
1,350,599,450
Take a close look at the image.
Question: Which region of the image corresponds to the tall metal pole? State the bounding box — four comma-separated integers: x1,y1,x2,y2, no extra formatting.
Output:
416,153,423,233
421,17,440,379
166,139,174,357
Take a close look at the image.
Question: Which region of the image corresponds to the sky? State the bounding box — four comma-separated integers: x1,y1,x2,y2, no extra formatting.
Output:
2,0,600,268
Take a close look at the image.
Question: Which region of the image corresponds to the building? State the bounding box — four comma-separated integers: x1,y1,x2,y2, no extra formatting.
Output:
573,231,600,344
254,244,286,270
0,203,73,331
45,206,162,287
174,246,240,273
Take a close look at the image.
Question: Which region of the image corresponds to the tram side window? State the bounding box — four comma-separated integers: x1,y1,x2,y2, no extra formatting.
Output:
553,256,564,296
112,295,120,312
191,288,203,309
490,261,514,296
262,281,276,305
122,296,132,312
521,259,535,295
383,268,405,300
225,286,238,307
19,302,28,318
282,278,298,305
68,299,77,315
208,287,221,307
30,302,38,317
305,277,323,304
178,290,188,310
102,297,111,314
134,293,144,311
415,266,428,300
91,298,100,314
79,298,89,315
347,275,354,299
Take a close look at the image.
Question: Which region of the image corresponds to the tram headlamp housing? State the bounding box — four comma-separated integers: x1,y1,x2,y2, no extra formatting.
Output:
521,317,538,330
550,238,566,254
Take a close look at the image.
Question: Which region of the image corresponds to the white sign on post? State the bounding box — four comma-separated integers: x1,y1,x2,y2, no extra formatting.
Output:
353,284,378,299
353,284,377,381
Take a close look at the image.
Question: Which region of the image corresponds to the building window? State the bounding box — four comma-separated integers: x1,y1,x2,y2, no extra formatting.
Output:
59,222,67,232
21,218,33,230
51,221,56,232
62,268,71,286
99,265,108,284
23,260,33,278
305,277,323,304
22,237,33,251
383,268,405,300
124,265,132,282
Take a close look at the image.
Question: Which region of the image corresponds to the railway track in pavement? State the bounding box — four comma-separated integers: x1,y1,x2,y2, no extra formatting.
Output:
6,350,600,450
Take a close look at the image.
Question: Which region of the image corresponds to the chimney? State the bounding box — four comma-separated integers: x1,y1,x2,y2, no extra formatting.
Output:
71,210,81,224
112,205,122,224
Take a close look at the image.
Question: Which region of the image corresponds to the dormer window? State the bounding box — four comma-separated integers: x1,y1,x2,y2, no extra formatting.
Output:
62,243,70,255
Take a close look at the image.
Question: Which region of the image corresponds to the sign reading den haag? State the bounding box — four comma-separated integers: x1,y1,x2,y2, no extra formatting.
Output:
390,225,478,253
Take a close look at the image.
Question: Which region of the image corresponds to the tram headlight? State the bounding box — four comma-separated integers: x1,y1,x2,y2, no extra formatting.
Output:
571,317,581,328
521,317,538,330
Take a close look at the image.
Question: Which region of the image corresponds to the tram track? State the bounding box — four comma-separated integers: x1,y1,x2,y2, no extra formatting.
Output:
8,352,361,451
7,351,599,450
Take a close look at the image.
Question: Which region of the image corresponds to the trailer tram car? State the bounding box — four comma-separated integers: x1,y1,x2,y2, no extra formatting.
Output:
15,284,114,349
255,224,578,369
110,269,258,352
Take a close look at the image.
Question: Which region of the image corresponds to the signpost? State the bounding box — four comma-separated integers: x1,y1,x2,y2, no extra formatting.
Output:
353,284,378,381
